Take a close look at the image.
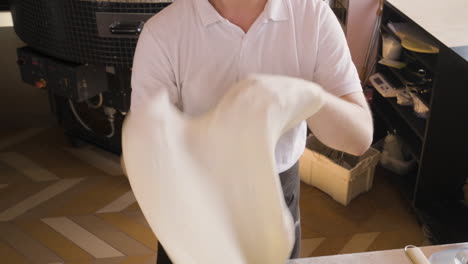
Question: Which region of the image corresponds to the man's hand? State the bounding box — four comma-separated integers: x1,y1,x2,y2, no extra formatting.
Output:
307,91,373,156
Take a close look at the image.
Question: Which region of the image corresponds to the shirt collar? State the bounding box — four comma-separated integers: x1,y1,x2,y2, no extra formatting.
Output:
195,0,224,27
264,0,289,22
195,0,289,27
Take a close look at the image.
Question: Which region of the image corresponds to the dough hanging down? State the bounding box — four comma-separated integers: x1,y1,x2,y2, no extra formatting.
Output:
122,74,325,264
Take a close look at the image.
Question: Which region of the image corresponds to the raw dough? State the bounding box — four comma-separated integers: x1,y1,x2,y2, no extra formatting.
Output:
122,74,325,264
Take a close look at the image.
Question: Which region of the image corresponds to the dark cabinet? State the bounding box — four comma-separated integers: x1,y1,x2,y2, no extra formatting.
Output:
371,1,468,244
0,0,9,10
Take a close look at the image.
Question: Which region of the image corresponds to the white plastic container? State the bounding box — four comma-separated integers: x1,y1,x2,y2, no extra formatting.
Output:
299,136,380,206
380,150,416,176
382,34,402,60
376,134,416,176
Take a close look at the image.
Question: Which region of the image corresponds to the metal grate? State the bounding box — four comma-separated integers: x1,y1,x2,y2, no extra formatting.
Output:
10,0,172,66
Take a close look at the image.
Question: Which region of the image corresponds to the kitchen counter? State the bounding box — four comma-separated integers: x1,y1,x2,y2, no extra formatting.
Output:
386,0,468,61
288,243,468,263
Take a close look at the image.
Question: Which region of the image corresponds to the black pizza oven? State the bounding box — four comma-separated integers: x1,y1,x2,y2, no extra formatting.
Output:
10,0,172,67
10,0,173,154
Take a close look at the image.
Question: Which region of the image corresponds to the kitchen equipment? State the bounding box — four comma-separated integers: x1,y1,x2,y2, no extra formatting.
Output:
403,67,433,87
382,34,402,60
10,0,173,67
396,89,413,106
369,72,401,97
410,89,429,119
10,0,173,154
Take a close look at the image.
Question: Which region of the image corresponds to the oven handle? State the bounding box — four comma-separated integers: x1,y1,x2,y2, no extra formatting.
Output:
109,21,144,35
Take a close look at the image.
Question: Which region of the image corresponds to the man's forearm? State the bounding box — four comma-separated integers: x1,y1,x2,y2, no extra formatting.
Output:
307,91,373,156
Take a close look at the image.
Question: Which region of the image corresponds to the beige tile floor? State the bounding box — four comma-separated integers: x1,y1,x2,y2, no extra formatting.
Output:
0,126,427,263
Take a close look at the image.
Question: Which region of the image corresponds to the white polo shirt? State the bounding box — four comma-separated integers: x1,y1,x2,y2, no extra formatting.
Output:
131,0,362,173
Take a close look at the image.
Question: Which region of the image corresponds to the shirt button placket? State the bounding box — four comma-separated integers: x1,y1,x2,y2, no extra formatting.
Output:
237,36,248,81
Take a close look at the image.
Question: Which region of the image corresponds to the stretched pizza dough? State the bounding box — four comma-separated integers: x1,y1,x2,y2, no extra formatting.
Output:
122,74,325,264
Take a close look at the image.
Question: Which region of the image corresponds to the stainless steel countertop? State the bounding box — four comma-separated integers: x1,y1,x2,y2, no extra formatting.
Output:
288,242,468,264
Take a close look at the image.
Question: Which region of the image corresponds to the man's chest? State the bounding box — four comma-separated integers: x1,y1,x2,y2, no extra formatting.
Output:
174,21,308,115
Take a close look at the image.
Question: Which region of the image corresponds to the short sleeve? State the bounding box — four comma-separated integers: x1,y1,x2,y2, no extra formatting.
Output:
131,26,180,111
313,2,362,97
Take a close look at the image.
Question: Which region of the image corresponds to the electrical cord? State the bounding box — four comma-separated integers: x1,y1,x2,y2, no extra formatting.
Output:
69,99,92,132
86,93,103,109
104,106,117,138
106,119,115,138
69,97,117,138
